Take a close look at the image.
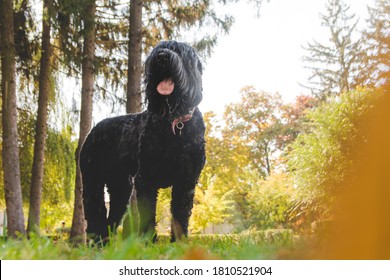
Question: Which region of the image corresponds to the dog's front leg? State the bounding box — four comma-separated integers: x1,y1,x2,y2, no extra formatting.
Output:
171,186,195,242
135,178,158,240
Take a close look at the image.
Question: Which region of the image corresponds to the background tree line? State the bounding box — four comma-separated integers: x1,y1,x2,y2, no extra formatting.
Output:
0,0,388,240
183,0,388,234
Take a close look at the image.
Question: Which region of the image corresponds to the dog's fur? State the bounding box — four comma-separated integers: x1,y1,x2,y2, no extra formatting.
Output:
80,41,206,242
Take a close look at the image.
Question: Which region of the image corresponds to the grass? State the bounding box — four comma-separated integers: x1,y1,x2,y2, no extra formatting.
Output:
0,229,295,260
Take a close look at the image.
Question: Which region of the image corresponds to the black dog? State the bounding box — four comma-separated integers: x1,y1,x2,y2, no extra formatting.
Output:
80,41,206,242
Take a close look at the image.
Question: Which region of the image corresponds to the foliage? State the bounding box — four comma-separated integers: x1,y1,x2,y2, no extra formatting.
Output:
40,202,74,234
246,173,294,230
43,126,76,205
17,108,36,201
287,88,381,227
13,0,39,78
155,188,172,235
223,86,286,177
16,111,76,206
223,87,316,177
0,111,76,232
281,95,319,144
190,180,234,233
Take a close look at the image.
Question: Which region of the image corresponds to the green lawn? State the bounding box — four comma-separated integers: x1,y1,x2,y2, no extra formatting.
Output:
0,229,295,260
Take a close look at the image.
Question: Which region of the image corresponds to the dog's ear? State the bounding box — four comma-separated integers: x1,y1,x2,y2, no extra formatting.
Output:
190,87,203,107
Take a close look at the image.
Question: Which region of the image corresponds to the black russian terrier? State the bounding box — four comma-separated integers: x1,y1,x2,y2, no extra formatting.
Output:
80,41,206,242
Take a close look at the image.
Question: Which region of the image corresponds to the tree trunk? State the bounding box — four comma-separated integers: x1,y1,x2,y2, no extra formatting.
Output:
0,0,26,238
27,0,53,236
70,0,96,244
126,0,143,114
123,0,143,238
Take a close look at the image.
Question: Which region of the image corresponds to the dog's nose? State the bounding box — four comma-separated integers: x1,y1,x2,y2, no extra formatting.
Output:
157,51,168,62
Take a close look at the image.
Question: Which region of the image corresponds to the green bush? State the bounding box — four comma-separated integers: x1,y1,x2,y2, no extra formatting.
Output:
287,88,381,227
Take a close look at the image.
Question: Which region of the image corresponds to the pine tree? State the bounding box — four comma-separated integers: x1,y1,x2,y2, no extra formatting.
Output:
303,0,361,99
70,0,97,244
0,0,26,238
27,0,54,236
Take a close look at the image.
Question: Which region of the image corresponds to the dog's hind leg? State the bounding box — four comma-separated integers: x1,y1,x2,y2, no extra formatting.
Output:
106,176,132,234
83,178,108,243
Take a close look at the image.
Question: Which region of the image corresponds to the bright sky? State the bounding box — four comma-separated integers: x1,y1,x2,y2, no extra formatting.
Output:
199,0,375,116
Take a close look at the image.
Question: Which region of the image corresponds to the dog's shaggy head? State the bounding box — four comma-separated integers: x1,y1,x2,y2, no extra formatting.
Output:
144,41,203,120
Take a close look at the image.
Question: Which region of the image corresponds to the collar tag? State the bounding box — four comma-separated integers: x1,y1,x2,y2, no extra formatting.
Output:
171,108,195,135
